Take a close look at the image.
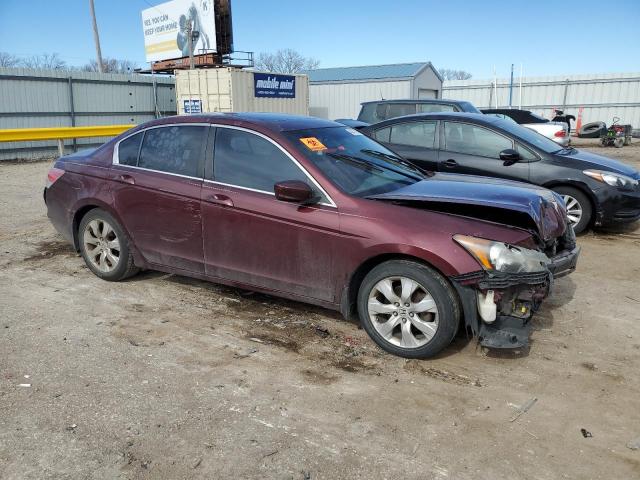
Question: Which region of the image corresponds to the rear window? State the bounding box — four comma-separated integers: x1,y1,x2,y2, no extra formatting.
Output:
117,132,143,166
138,125,206,177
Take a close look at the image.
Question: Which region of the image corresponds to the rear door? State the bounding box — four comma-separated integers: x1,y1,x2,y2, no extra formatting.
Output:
438,121,530,182
201,126,340,302
110,124,208,273
371,120,439,171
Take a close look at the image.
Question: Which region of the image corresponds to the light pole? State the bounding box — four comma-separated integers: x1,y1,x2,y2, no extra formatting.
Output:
88,0,104,73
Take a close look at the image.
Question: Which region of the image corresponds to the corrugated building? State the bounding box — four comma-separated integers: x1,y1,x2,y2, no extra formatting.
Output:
307,62,443,120
443,72,640,127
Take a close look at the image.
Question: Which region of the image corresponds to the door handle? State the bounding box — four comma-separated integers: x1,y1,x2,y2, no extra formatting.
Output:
115,174,135,184
443,159,458,168
206,193,234,207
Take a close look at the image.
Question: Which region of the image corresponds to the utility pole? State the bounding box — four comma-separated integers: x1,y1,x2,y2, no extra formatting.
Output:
88,0,104,73
508,63,514,108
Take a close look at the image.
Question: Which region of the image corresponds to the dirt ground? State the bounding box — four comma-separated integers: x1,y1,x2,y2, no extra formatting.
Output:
1,139,639,479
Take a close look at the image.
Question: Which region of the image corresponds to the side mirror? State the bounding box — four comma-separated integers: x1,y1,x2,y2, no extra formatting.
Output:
499,149,520,166
274,180,317,204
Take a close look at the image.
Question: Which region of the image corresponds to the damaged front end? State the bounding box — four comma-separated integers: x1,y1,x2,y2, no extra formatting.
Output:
367,175,581,350
451,226,580,349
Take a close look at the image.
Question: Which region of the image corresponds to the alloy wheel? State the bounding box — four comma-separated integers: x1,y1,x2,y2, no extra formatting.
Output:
83,219,120,272
562,194,583,228
367,276,439,348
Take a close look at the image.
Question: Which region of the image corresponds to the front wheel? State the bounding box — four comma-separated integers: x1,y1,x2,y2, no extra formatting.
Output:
78,208,138,281
357,260,460,359
552,186,592,234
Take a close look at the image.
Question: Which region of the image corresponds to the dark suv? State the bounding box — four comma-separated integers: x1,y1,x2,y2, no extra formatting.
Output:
357,99,481,124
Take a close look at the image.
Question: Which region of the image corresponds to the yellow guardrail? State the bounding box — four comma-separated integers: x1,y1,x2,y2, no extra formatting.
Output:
0,125,135,156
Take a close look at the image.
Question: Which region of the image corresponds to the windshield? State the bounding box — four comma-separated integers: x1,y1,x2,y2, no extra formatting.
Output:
493,118,566,153
284,127,423,197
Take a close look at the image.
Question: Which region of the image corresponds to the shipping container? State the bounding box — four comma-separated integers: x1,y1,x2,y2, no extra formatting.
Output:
175,68,309,115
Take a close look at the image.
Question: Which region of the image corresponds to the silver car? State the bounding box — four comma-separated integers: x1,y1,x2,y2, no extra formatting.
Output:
483,109,570,146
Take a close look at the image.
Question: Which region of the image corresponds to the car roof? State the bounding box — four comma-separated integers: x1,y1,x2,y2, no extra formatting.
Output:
360,99,468,106
141,112,341,133
368,112,502,127
483,108,533,114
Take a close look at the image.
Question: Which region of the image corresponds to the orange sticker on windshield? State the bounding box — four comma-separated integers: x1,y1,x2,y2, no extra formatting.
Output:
299,137,327,151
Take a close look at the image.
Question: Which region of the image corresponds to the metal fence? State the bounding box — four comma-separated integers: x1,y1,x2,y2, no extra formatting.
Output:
0,67,177,160
443,72,640,129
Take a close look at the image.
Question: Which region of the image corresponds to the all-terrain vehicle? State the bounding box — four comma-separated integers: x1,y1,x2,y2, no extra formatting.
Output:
601,117,632,148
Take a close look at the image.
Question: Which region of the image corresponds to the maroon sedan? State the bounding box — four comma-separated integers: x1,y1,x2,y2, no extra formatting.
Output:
44,114,579,358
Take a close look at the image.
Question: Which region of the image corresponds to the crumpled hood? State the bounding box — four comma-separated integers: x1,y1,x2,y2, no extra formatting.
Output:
369,173,568,242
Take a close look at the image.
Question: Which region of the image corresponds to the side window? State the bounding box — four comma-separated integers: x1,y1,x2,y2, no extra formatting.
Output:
417,104,455,113
517,143,538,161
386,103,417,120
389,121,437,148
443,122,513,158
372,127,391,143
117,132,143,166
214,128,327,201
138,126,206,177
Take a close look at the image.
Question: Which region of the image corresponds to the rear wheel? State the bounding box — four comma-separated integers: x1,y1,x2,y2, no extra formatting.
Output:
357,260,459,358
78,209,138,281
552,186,592,234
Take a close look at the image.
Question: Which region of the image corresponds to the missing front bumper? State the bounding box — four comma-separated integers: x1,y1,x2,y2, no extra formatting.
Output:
478,316,532,349
451,245,580,350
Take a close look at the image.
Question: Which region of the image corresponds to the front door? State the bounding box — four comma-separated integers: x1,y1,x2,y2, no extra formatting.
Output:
201,126,340,302
438,121,530,182
110,124,208,273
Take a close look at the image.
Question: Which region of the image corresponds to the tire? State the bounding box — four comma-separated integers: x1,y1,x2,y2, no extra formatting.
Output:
614,137,624,148
552,186,592,235
600,137,607,146
357,260,460,359
78,208,138,281
624,136,632,146
578,121,606,138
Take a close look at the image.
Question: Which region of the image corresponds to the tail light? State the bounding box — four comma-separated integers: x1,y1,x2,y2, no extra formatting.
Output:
46,167,65,188
554,130,567,138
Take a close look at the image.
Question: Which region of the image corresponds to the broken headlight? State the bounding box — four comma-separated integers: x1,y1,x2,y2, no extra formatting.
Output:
454,235,550,274
583,169,638,190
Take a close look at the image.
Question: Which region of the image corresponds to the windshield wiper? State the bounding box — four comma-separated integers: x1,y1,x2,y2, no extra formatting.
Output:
326,152,385,173
360,149,427,177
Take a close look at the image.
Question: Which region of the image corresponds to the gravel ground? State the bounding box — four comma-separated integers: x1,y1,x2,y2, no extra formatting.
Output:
1,139,639,479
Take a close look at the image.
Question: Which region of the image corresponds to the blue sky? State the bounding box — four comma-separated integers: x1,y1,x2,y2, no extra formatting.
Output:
1,0,638,79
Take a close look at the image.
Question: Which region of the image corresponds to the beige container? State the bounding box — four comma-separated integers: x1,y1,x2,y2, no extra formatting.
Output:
175,68,309,115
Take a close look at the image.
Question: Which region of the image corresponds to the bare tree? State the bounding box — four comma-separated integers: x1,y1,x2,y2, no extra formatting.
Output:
0,51,21,68
255,49,319,73
82,57,138,74
439,68,472,80
21,53,67,70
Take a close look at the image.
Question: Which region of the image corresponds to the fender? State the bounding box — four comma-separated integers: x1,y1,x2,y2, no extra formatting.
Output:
69,197,148,269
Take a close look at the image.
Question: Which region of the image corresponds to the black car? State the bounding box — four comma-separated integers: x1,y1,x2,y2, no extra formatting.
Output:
481,108,550,125
362,112,640,233
357,99,481,124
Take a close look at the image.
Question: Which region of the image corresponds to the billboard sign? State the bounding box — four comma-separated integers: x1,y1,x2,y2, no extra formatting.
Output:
253,73,296,98
142,0,216,62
